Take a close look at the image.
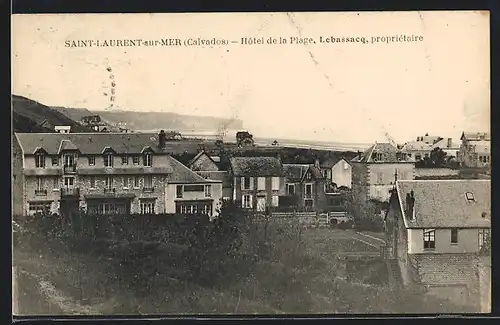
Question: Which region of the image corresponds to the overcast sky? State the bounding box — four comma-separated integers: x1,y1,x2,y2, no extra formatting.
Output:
12,11,489,144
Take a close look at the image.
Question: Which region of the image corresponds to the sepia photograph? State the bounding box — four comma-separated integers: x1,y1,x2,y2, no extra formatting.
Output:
11,11,491,316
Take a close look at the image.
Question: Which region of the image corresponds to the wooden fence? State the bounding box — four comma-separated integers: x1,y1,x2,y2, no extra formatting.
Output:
257,211,353,229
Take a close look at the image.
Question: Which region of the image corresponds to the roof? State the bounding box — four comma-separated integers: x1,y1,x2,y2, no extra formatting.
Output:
396,180,491,228
283,164,323,181
195,171,231,187
165,156,220,184
187,150,219,168
432,138,460,149
461,132,490,141
229,156,283,177
401,141,433,152
411,253,480,286
351,142,415,163
320,157,351,169
14,132,173,155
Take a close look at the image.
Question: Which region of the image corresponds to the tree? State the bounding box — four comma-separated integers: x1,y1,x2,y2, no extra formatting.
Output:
417,147,447,168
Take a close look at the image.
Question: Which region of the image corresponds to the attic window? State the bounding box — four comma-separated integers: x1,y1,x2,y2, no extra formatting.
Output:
465,192,475,202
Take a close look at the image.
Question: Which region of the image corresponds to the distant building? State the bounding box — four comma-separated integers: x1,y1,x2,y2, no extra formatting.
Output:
319,157,352,189
236,131,254,147
458,131,491,168
401,134,460,161
350,142,415,223
228,156,285,211
187,150,232,199
282,163,326,211
54,125,71,134
384,179,491,311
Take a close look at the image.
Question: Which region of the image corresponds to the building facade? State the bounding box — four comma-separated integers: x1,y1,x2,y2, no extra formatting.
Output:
384,179,491,311
228,156,285,211
458,132,491,168
351,142,415,222
282,163,326,211
13,131,222,218
186,150,233,200
319,157,352,189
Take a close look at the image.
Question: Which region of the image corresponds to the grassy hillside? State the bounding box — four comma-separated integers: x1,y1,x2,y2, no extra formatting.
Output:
51,105,244,132
95,110,244,132
12,95,93,133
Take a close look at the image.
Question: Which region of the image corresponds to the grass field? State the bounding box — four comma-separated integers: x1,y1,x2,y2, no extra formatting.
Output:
13,224,470,315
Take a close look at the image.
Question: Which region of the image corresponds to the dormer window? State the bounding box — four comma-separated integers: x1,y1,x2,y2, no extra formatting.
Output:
104,153,114,167
465,192,475,202
35,153,45,168
143,153,153,167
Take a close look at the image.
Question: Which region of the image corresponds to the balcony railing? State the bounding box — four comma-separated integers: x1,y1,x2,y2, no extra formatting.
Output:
104,188,116,194
142,187,154,193
63,164,77,174
35,189,47,196
61,187,80,197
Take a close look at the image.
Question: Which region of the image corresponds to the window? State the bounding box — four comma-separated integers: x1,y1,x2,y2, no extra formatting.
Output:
242,194,252,208
423,229,436,249
63,177,74,187
89,202,127,215
133,156,140,165
377,173,383,184
202,204,210,215
104,154,114,167
272,177,280,190
415,154,422,161
51,157,59,166
257,177,266,190
140,199,155,214
64,154,75,167
105,176,113,189
36,177,44,191
181,205,187,214
242,177,251,190
144,175,153,187
35,154,45,168
343,162,349,170
53,177,59,190
121,156,128,165
305,199,313,207
451,228,458,244
184,185,204,192
176,185,183,198
286,184,296,196
90,176,96,188
305,184,313,198
28,202,51,214
143,153,153,167
133,176,140,188
204,185,212,197
272,195,279,207
376,153,383,161
465,192,475,202
88,156,95,166
424,153,429,159
306,172,311,180
192,205,198,214
478,229,490,250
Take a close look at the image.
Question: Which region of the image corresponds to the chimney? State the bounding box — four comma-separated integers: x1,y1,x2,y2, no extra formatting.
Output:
406,191,415,219
447,138,452,148
314,158,320,168
158,130,166,149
